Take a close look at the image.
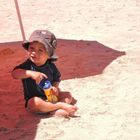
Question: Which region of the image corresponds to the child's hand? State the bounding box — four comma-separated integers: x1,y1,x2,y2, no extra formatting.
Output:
29,71,47,84
51,86,59,96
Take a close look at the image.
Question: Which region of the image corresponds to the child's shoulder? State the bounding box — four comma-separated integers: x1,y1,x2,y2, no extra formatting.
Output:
47,59,56,64
20,59,32,65
14,59,32,69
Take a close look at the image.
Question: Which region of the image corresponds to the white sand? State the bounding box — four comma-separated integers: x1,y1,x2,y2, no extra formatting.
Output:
0,0,140,140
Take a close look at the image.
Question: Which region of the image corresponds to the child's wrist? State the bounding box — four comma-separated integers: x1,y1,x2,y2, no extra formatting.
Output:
26,70,32,78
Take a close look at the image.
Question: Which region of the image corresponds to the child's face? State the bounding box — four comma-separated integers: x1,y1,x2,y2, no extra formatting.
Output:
28,41,49,66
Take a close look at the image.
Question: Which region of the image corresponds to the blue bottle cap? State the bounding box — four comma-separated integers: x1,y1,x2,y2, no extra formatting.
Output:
43,80,51,89
39,79,51,89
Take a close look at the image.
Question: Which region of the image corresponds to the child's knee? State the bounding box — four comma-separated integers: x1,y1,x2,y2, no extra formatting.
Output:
27,97,43,110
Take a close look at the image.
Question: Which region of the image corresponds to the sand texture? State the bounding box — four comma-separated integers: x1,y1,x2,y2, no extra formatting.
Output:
0,0,140,140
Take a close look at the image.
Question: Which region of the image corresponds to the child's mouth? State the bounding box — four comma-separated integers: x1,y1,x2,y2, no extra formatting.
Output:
31,56,39,60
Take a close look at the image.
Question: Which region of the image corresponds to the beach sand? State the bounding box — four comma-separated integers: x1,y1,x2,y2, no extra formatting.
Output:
0,0,140,139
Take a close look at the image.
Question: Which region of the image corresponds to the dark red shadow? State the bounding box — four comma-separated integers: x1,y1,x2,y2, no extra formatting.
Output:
56,39,125,80
0,39,125,139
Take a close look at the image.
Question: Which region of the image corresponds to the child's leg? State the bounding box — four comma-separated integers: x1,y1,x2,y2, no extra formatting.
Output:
27,97,77,117
58,91,77,105
58,91,72,104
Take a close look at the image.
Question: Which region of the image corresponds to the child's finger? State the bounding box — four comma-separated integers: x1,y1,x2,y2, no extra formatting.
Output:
36,78,41,84
51,87,59,96
42,73,48,79
36,74,45,84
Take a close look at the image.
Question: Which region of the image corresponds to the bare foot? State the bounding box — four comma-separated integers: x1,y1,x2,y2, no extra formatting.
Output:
59,102,78,116
50,109,69,118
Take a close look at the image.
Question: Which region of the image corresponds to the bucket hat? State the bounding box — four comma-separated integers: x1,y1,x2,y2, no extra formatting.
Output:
22,30,58,60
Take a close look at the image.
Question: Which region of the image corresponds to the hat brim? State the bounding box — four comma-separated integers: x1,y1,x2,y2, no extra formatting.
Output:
50,53,58,61
22,41,29,50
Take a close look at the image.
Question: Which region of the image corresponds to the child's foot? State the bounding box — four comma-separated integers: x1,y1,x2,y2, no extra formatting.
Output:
62,104,78,116
56,102,78,117
51,109,69,118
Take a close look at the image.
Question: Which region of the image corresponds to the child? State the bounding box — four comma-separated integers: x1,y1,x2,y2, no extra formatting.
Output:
12,30,78,117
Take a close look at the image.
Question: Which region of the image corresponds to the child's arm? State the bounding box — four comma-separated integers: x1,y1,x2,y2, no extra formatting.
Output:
11,68,47,83
51,82,60,96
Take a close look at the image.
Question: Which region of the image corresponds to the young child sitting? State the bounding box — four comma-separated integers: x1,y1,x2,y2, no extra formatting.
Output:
12,30,78,117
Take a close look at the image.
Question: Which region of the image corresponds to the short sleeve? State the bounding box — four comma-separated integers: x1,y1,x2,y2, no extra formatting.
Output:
13,59,31,70
50,62,61,83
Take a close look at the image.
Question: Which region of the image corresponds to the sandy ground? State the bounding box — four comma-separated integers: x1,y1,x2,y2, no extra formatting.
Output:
0,0,140,140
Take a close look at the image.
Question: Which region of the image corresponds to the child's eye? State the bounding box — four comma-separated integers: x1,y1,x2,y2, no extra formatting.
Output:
39,49,44,53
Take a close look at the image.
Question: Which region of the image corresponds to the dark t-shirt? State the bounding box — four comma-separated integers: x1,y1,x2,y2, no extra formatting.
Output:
14,59,61,102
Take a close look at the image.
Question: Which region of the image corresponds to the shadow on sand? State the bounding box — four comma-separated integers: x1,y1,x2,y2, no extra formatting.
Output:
0,39,125,139
57,39,125,80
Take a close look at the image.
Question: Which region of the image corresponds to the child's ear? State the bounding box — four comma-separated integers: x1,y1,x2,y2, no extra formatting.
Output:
22,41,29,50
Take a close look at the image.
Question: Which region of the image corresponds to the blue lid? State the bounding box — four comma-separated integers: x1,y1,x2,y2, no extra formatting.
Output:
39,79,51,89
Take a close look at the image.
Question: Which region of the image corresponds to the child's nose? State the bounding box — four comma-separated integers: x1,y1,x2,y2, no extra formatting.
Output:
31,49,38,54
31,51,36,54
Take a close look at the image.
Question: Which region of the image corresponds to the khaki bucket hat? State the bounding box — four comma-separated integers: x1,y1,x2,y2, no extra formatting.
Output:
22,30,58,60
